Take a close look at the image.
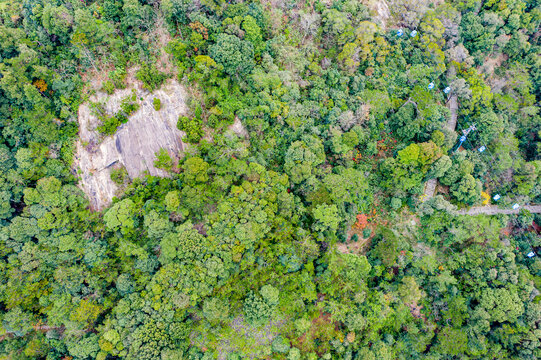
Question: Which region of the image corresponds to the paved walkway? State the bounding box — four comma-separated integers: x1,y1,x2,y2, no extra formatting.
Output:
446,94,458,132
457,205,541,215
418,94,540,216
421,179,437,202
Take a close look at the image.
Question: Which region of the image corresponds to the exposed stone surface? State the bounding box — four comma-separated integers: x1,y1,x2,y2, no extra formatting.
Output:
370,0,390,29
228,116,249,139
74,79,189,211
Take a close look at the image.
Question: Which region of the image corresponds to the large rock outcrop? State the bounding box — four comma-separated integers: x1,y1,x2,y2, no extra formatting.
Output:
74,79,189,211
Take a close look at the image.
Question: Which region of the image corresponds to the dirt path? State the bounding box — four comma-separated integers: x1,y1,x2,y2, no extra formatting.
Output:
457,205,541,215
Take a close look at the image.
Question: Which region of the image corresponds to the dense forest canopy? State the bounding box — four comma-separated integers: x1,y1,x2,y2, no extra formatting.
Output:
0,0,540,359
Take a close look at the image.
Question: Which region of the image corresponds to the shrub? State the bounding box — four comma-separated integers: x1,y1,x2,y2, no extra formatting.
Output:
362,228,371,238
207,113,219,128
119,91,140,114
271,336,290,354
110,167,129,185
294,318,311,336
153,98,161,111
136,63,168,91
390,197,402,210
154,148,173,171
177,115,203,143
110,68,127,89
95,92,139,135
102,80,115,95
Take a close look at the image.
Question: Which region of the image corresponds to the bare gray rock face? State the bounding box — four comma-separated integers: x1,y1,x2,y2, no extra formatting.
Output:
229,117,249,139
371,0,390,29
74,79,189,211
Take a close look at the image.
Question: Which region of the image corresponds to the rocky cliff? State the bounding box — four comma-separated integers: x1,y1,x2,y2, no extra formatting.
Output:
74,79,189,211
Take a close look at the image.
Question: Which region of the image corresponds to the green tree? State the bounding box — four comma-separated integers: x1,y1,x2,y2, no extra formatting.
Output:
67,334,100,359
513,162,539,197
390,197,402,210
479,288,524,323
312,204,340,233
182,157,210,184
202,297,230,324
436,327,468,357
154,148,174,171
41,4,74,43
429,155,452,179
398,276,424,305
159,221,205,263
243,291,273,325
451,174,482,205
2,307,35,337
164,190,181,213
294,318,312,336
389,103,418,141
242,15,263,54
260,285,279,306
104,198,137,234
209,34,255,77
373,228,400,267
144,210,172,240
136,63,168,91
284,136,325,184
272,335,291,354
116,273,135,296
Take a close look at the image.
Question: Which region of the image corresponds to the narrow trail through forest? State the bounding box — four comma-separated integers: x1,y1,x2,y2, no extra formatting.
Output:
422,179,437,200
457,205,541,215
446,94,458,132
